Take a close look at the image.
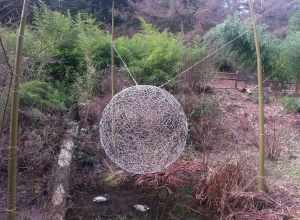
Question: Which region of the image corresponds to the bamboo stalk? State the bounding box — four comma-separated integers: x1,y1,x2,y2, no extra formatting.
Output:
7,1,29,220
111,0,117,175
249,0,266,192
111,0,116,96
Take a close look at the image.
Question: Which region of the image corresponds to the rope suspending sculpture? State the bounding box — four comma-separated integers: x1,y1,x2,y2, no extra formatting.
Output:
99,85,188,174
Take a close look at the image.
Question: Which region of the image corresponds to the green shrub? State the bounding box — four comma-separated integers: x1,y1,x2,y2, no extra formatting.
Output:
32,6,74,58
0,27,37,58
74,14,111,100
32,7,86,84
281,96,300,113
75,14,111,70
288,9,300,33
283,32,300,82
269,9,300,84
32,9,113,101
269,10,300,86
2,7,205,106
116,19,200,85
2,8,110,103
19,80,66,111
204,16,281,79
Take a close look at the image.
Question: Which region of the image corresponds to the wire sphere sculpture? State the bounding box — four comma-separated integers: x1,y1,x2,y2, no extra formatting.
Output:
99,85,188,174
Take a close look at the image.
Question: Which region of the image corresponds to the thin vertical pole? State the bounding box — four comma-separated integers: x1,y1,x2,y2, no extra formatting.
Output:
235,71,239,90
249,0,266,192
111,0,117,167
7,0,29,220
111,0,116,96
180,21,184,38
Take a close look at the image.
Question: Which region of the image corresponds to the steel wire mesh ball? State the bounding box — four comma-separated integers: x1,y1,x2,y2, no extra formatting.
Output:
99,85,188,174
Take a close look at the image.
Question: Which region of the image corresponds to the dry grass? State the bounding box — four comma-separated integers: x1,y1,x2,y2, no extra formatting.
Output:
135,158,297,220
194,163,244,212
193,160,297,220
226,210,287,220
135,160,208,191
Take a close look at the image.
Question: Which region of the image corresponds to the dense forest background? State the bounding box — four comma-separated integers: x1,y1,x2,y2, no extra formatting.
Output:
0,0,298,35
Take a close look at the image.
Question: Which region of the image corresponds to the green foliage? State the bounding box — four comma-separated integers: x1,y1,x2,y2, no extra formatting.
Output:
32,6,73,58
73,13,111,100
280,9,300,82
32,6,86,85
2,7,204,108
75,13,111,70
13,7,110,105
281,96,300,113
19,80,66,111
205,12,300,84
0,27,37,59
265,9,300,84
205,16,280,78
280,32,300,81
288,9,300,33
116,19,201,85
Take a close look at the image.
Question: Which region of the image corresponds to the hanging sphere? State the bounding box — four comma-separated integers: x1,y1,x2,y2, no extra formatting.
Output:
99,85,188,174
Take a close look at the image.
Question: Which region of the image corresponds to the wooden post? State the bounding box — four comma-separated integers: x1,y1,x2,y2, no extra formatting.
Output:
180,21,184,36
235,71,239,89
7,1,29,220
249,0,266,192
111,0,116,96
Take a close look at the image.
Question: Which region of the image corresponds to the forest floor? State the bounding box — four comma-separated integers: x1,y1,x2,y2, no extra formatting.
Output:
65,79,300,220
0,77,300,220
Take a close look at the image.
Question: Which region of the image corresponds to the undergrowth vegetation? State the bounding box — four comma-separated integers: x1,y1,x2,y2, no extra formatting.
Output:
1,7,204,110
135,160,293,220
19,80,66,111
116,19,204,85
281,96,300,113
205,13,300,85
1,6,299,110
